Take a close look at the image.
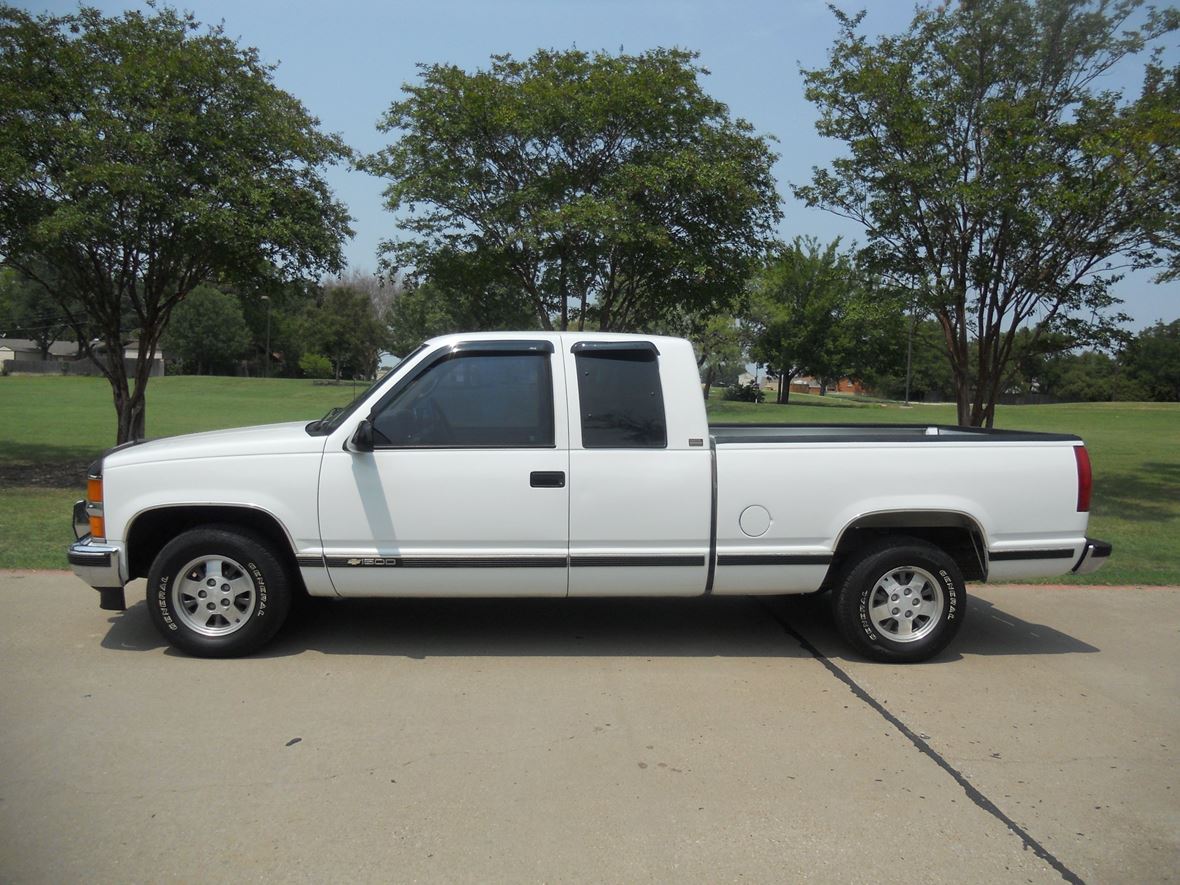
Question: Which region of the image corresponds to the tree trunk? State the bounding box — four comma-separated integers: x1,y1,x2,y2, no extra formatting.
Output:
115,389,147,443
109,353,149,444
777,372,794,405
703,365,716,402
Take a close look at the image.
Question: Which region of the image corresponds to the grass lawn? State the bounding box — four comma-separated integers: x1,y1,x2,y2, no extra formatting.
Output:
2,374,1177,584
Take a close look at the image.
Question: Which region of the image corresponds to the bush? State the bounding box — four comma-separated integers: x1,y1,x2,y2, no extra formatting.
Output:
299,352,332,379
723,379,765,403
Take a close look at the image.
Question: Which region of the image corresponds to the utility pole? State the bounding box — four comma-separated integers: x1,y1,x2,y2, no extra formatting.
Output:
262,295,271,378
904,305,914,406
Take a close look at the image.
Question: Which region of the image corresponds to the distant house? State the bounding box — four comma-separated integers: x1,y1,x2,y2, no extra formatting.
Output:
95,340,166,377
788,374,867,396
752,370,867,397
0,337,79,369
0,337,165,376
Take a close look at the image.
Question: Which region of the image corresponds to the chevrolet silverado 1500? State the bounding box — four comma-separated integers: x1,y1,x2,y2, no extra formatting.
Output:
69,332,1110,660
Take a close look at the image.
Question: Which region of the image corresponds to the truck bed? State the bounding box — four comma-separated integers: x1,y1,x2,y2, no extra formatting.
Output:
710,423,1080,445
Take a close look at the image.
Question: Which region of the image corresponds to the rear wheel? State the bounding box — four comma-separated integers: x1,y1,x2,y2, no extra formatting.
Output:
832,537,965,663
147,525,291,657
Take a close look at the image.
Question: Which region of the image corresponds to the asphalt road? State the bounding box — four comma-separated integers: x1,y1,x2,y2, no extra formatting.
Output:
0,572,1177,884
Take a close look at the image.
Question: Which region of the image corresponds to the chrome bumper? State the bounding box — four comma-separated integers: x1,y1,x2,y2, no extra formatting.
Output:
1072,538,1113,576
69,500,125,610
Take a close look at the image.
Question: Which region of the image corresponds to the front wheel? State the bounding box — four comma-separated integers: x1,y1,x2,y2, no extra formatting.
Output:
147,526,291,657
832,538,966,663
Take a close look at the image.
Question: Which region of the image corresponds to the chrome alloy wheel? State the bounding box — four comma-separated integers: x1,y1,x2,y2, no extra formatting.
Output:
172,555,258,637
866,565,944,643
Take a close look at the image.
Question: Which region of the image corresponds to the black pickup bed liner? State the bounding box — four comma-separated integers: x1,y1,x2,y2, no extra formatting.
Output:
709,423,1080,445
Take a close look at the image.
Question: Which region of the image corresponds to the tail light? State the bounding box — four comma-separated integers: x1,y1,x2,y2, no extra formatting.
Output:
1074,445,1092,513
86,475,105,538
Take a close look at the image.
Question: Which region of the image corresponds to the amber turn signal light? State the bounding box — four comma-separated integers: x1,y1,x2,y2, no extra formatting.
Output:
87,477,105,538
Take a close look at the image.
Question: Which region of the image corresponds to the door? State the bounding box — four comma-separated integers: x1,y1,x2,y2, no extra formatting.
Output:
564,341,712,596
318,341,570,597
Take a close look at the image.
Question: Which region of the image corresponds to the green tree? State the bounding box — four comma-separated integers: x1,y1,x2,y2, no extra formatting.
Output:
861,320,958,403
298,352,332,379
0,266,69,358
0,6,352,441
1049,351,1117,402
385,276,540,357
1123,319,1180,401
161,285,251,375
306,285,387,381
361,48,781,332
794,1,1178,426
1133,60,1180,282
691,315,745,401
746,238,879,404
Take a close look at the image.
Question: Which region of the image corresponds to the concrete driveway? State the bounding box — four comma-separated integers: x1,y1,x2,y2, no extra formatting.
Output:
0,572,1177,883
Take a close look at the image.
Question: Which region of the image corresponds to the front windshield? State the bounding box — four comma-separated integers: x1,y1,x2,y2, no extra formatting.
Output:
307,343,428,435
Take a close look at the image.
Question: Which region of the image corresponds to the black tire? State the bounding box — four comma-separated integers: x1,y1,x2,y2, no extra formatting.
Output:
147,525,291,657
832,537,965,663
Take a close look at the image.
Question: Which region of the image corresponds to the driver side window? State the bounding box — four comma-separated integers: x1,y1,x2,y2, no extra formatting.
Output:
370,352,555,448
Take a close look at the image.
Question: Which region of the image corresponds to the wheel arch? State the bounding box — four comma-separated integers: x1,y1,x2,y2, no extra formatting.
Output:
828,509,989,585
126,504,303,584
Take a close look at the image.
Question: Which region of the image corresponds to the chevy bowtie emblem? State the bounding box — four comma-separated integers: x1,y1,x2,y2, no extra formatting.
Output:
347,558,362,566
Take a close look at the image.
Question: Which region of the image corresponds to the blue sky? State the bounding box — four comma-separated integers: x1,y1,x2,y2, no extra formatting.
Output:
28,0,1180,327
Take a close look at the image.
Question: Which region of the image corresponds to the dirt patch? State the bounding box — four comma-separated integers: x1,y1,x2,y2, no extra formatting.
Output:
0,460,90,489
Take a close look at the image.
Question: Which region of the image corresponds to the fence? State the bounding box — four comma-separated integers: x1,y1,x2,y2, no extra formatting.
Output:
1,357,162,377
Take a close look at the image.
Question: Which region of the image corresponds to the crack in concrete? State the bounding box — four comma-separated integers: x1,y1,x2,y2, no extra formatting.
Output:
762,601,1085,885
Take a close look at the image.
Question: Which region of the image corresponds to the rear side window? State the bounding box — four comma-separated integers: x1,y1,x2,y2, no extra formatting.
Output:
575,349,667,448
371,352,554,447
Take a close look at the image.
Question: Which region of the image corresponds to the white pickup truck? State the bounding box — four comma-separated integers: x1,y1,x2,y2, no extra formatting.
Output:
69,332,1110,661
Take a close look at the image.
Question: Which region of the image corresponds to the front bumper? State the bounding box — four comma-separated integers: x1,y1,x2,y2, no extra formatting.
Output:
69,500,125,610
1071,537,1113,576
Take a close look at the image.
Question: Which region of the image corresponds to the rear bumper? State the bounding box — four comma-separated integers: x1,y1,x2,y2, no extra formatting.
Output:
1072,538,1113,576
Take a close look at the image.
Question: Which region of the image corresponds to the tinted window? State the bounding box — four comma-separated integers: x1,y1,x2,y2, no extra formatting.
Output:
575,350,667,448
372,352,554,447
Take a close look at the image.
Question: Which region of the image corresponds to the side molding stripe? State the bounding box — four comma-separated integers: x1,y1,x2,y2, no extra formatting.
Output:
317,554,707,569
717,554,833,566
988,548,1075,562
570,555,704,567
323,556,567,569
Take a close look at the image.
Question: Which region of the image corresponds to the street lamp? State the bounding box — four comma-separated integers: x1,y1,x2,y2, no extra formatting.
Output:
261,295,271,378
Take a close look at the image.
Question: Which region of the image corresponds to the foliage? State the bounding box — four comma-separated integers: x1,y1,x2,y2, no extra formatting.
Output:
385,278,539,357
1132,60,1180,282
723,379,764,403
362,47,781,331
0,266,71,357
1123,319,1180,401
235,279,319,378
862,319,957,403
298,352,333,379
305,284,387,380
1049,351,1118,402
161,285,250,375
0,5,352,441
746,237,899,404
692,315,746,400
795,0,1179,426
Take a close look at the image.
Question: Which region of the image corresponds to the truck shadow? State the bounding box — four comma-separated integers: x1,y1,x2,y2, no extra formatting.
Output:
101,591,1098,660
769,593,1098,662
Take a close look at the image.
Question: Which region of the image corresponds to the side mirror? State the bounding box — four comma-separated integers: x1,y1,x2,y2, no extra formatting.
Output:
349,419,374,453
